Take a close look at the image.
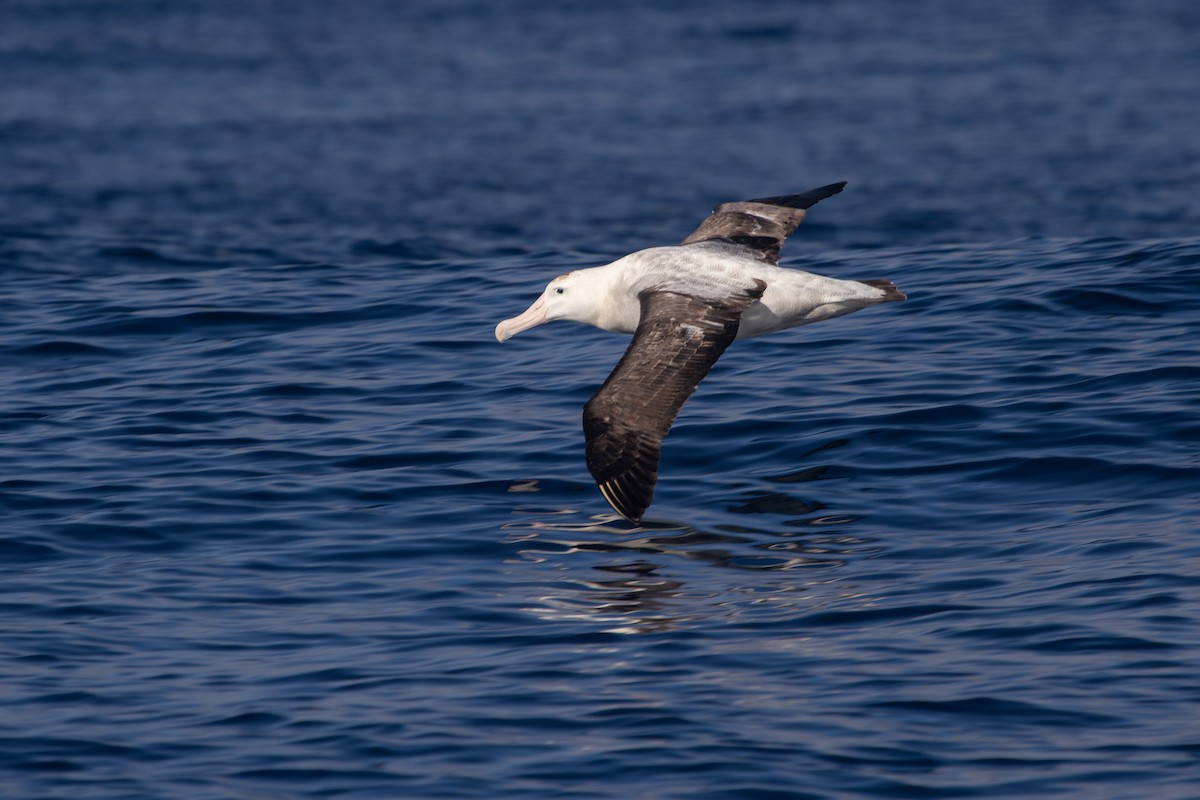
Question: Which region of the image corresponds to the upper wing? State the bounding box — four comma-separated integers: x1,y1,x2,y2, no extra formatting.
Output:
680,181,847,264
582,281,765,523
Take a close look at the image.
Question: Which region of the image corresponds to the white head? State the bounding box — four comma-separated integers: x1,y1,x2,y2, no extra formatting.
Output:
495,271,600,342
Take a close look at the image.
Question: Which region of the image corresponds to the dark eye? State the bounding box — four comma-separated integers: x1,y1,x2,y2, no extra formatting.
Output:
555,287,564,294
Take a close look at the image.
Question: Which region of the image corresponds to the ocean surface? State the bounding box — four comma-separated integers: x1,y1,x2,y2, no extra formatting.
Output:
3,2,1199,798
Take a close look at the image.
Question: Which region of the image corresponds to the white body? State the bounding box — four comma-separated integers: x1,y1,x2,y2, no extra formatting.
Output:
495,242,893,342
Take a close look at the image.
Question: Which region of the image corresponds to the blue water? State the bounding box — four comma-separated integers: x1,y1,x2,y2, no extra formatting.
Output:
3,2,1200,798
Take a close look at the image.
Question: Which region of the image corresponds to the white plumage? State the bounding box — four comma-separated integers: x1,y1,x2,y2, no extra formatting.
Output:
495,182,905,523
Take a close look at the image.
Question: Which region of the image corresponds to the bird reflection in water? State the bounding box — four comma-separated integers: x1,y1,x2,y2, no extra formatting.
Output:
503,497,879,633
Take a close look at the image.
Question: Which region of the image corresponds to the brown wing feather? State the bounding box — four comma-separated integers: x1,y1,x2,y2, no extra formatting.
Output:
582,282,765,523
680,181,847,264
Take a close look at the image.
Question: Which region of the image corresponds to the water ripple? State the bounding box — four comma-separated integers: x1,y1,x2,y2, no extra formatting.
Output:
2,1,1200,796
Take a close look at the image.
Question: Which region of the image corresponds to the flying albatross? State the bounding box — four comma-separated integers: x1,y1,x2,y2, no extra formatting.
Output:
495,181,905,524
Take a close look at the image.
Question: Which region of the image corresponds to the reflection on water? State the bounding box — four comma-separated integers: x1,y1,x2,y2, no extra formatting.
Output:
502,483,883,633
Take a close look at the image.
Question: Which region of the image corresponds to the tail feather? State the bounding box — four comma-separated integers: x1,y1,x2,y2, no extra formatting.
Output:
860,279,907,302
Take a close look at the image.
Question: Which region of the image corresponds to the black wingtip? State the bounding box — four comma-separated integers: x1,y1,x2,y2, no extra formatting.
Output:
597,479,647,524
747,181,847,210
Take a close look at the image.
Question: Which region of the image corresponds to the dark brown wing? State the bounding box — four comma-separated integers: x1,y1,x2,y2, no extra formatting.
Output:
680,181,847,264
582,282,765,523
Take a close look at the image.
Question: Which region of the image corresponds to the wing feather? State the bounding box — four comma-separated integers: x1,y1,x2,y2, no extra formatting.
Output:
582,281,765,523
680,181,847,264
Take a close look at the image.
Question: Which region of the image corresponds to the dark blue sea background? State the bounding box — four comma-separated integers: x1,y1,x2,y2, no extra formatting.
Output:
3,1,1199,798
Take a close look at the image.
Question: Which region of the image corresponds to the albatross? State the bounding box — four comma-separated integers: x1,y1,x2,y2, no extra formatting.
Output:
495,181,905,524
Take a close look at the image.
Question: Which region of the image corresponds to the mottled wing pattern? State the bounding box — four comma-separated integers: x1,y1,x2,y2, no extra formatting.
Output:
582,281,765,523
680,181,847,264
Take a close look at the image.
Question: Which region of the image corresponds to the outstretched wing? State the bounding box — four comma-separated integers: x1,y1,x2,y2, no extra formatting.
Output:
582,281,765,523
680,181,847,264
